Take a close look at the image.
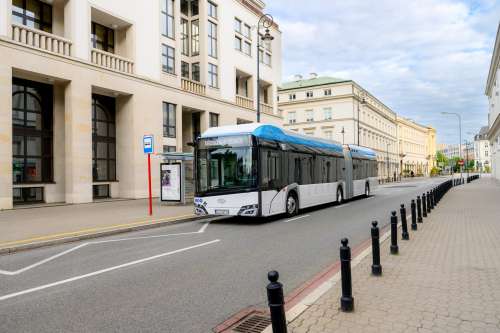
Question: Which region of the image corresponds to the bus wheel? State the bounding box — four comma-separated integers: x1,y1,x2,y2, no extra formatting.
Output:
337,188,343,204
365,183,370,197
286,193,298,217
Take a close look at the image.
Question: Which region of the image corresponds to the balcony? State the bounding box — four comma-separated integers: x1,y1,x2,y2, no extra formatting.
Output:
181,78,206,95
91,48,134,74
259,102,274,115
11,23,72,57
236,95,254,110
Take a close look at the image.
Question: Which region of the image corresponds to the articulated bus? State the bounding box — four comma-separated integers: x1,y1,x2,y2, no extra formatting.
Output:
193,124,378,217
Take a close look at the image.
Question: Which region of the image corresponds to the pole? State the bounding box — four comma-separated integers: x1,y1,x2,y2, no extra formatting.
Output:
386,144,390,182
256,32,261,123
458,114,462,180
357,100,360,145
148,153,152,216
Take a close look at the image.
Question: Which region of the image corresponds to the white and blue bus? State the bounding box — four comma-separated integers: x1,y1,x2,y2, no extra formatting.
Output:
194,123,378,217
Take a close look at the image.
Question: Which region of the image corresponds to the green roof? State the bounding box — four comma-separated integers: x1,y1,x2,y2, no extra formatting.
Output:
279,76,350,91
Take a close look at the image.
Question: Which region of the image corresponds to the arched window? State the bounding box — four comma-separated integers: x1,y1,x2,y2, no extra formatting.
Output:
92,95,116,186
12,78,53,203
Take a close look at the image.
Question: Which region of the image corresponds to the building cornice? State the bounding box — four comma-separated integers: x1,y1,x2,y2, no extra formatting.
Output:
486,22,500,96
278,80,352,92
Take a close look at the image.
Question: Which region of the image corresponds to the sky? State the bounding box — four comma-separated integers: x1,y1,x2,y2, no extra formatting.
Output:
266,0,500,144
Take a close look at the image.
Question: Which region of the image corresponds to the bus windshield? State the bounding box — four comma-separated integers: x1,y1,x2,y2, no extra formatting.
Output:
196,137,257,195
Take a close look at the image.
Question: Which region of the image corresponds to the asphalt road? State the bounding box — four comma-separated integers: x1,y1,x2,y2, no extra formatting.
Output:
0,177,448,332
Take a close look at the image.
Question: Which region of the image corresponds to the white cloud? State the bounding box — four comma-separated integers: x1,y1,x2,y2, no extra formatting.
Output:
267,0,500,143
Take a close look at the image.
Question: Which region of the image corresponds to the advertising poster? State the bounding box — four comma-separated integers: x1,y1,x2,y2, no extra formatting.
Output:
161,163,181,201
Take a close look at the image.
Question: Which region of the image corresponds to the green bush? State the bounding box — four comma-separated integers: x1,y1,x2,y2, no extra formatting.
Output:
430,167,440,176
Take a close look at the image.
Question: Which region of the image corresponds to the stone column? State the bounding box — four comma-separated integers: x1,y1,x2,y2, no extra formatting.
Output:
0,0,12,38
64,80,92,203
64,0,90,60
0,63,12,209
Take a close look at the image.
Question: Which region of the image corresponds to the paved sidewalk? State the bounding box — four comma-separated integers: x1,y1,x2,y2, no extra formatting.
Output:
0,199,195,250
289,177,500,333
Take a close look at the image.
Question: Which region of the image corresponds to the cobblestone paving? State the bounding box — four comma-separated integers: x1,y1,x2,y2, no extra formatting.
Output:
289,178,500,333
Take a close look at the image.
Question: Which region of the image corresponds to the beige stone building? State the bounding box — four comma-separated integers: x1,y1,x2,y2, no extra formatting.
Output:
397,117,436,176
0,0,282,209
278,75,399,180
278,75,437,179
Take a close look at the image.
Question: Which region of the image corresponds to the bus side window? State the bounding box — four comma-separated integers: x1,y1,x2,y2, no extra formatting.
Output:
294,157,301,184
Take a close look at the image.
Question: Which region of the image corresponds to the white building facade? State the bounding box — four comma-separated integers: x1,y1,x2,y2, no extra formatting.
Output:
0,0,282,209
278,75,399,180
486,23,500,180
474,126,491,172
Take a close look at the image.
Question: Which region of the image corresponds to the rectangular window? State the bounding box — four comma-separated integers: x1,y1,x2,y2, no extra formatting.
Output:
306,91,313,98
264,53,271,66
12,0,52,33
181,18,189,56
91,22,115,53
192,62,200,82
209,113,219,127
163,145,176,153
324,130,333,140
243,41,251,56
208,21,218,58
208,63,218,88
306,110,314,122
161,0,175,39
324,89,332,96
163,102,176,138
207,1,217,19
181,61,189,78
288,112,296,124
243,24,251,39
191,0,199,15
234,18,242,33
289,94,296,100
92,94,116,182
324,107,332,120
234,36,242,51
162,44,175,74
93,184,110,199
191,20,199,56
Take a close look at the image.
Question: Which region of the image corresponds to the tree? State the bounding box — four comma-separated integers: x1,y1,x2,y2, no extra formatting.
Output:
436,151,448,168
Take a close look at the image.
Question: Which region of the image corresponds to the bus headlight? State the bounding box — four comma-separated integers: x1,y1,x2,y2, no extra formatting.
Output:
237,204,259,216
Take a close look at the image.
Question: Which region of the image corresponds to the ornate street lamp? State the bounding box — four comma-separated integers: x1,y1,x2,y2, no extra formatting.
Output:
256,14,274,123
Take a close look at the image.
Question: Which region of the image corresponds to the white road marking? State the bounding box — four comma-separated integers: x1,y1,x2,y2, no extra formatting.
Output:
284,215,310,223
335,204,349,208
0,239,220,302
366,196,375,200
0,221,211,276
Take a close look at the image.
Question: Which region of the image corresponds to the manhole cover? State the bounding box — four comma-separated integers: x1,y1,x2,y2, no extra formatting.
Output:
232,314,271,333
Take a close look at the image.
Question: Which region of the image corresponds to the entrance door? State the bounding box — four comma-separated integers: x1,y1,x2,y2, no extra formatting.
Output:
343,150,353,199
192,112,200,142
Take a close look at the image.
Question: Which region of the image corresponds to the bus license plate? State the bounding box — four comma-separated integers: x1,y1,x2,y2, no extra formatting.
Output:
215,209,229,215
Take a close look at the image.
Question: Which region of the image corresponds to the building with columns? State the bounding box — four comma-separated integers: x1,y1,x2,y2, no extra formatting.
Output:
396,117,436,176
278,75,399,180
486,23,500,180
0,0,282,209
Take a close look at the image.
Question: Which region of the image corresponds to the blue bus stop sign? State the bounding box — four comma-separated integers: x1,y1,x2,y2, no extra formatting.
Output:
143,135,154,154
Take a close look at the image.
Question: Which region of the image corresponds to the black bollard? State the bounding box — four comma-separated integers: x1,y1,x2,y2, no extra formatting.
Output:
411,199,417,230
390,211,399,254
340,238,354,312
417,196,423,223
422,193,427,218
426,191,431,213
432,189,436,208
371,221,382,276
400,204,409,240
267,271,288,333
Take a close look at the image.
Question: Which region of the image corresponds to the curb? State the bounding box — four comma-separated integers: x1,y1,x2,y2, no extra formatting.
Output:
0,214,209,255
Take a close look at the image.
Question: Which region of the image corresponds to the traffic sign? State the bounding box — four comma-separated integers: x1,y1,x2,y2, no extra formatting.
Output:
143,135,154,154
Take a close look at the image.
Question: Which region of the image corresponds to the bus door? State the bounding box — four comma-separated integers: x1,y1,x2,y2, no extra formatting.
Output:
343,150,353,199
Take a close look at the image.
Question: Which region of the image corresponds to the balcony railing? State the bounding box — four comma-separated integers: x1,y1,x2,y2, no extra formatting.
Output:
181,78,206,95
259,102,274,115
11,23,72,57
91,48,134,74
236,95,254,109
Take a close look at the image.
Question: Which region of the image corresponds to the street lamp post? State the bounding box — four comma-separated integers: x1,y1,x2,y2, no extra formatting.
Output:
357,92,366,146
256,14,274,123
341,126,345,145
386,143,391,182
441,112,462,179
